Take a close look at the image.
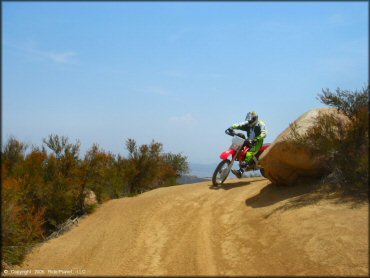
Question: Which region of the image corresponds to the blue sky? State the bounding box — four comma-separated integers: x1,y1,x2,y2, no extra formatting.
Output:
3,2,368,164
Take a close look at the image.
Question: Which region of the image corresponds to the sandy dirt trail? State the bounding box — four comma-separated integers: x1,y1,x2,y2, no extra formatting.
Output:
18,178,368,276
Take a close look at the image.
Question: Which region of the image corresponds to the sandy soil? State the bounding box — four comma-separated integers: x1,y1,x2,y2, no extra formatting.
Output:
11,178,368,276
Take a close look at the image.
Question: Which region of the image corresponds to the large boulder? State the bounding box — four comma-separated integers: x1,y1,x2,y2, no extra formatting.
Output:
259,108,345,185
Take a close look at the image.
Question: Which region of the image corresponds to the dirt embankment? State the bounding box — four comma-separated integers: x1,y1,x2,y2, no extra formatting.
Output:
9,178,369,276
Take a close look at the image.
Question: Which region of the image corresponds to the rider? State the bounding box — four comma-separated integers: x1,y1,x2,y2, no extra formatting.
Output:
228,111,267,178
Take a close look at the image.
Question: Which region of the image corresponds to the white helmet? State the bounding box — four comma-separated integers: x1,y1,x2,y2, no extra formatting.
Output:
245,111,258,127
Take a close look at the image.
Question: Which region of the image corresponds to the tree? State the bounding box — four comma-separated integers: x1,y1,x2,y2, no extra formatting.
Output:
1,137,27,177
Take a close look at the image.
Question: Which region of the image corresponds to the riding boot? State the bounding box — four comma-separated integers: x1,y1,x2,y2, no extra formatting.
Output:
231,168,244,179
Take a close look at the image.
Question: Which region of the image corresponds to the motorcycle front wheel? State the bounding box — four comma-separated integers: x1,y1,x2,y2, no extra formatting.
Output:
212,159,231,187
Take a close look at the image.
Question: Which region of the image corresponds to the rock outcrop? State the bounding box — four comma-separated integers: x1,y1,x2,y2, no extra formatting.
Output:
84,189,97,207
259,108,345,185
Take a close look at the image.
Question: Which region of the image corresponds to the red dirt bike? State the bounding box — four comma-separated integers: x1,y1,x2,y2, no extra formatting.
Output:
211,128,270,187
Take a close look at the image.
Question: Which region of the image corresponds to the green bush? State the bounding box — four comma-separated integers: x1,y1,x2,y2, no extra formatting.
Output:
125,139,189,194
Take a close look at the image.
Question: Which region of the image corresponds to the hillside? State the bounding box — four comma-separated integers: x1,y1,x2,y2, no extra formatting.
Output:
176,174,209,184
9,178,368,276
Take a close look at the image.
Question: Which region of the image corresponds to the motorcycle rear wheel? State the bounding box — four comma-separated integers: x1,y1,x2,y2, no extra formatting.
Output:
212,159,231,187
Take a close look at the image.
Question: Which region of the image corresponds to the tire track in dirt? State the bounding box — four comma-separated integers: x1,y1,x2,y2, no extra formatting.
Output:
16,178,368,276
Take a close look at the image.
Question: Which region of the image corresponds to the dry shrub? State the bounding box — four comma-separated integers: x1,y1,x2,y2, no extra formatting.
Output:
2,135,189,266
290,86,369,199
2,177,45,264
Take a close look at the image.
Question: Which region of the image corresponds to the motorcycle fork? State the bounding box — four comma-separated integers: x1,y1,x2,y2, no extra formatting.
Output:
226,148,241,173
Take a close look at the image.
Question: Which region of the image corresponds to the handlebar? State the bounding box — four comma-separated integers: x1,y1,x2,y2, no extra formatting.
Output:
225,128,246,139
224,128,258,147
225,128,234,136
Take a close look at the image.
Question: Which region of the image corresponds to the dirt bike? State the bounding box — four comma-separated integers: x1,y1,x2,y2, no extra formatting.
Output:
211,128,270,187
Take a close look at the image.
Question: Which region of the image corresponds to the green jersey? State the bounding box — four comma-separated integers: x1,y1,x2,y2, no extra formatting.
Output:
231,120,267,140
